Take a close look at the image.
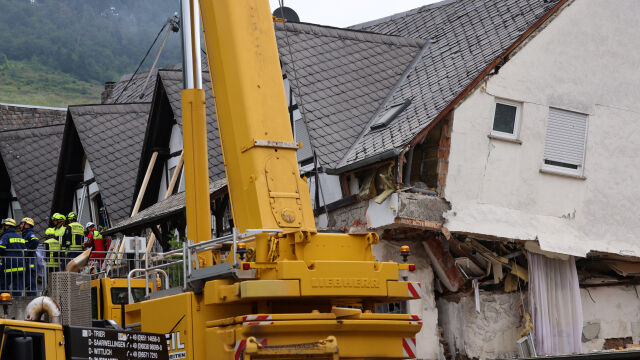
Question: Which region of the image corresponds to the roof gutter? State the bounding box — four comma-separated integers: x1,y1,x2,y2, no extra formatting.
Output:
408,0,570,147
326,148,401,174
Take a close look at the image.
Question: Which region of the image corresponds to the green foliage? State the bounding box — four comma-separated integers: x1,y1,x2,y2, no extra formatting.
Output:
0,53,7,70
0,0,181,84
0,59,102,107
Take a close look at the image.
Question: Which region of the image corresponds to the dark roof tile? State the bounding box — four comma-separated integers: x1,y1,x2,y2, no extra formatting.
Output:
0,104,66,237
68,103,150,224
341,0,558,166
275,22,425,168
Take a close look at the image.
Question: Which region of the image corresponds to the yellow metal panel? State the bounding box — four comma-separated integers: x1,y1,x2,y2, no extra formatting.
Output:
240,280,300,298
182,89,213,265
127,293,194,360
203,279,240,304
387,280,423,300
275,261,400,297
232,319,421,359
199,0,315,232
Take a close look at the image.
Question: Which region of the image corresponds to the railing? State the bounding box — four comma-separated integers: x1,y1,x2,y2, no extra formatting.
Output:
0,228,282,301
124,228,282,304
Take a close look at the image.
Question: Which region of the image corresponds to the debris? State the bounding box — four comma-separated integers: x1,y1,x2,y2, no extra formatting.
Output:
358,170,376,200
454,257,485,278
423,235,466,292
608,261,640,277
374,164,395,204
473,279,480,313
504,273,519,292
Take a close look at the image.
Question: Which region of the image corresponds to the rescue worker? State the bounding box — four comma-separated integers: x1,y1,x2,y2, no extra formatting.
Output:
65,212,85,261
0,218,29,296
51,213,68,264
43,228,61,274
84,222,107,266
19,217,40,296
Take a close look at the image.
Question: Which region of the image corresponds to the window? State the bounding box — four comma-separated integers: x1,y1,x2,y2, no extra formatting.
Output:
491,99,521,139
542,107,588,176
370,99,411,130
111,287,146,305
376,301,407,314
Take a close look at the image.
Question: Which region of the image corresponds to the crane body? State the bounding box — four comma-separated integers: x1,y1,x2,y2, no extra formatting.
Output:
122,0,423,358
0,0,422,359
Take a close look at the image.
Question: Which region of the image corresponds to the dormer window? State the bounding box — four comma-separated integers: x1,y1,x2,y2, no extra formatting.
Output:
370,99,411,130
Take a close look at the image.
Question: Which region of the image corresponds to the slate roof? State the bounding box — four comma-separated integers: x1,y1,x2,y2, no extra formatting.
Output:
107,178,227,235
0,103,66,131
156,69,225,182
103,71,157,104
336,0,560,166
0,104,66,237
104,57,208,105
68,103,150,225
274,23,425,168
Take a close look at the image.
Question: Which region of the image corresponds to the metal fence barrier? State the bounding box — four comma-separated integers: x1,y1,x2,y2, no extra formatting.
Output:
2,229,279,300
0,250,185,298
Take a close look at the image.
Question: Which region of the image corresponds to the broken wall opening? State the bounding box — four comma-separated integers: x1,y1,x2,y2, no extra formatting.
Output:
407,114,451,195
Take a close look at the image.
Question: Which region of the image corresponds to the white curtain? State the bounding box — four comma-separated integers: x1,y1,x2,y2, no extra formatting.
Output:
528,252,583,355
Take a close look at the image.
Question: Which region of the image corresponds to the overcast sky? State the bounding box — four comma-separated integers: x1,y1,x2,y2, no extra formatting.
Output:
268,0,440,28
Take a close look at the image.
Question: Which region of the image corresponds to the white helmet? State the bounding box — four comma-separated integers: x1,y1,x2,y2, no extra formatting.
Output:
86,222,96,228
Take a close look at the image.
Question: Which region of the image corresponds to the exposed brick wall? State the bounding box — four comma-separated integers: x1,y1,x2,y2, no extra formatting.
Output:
437,114,452,195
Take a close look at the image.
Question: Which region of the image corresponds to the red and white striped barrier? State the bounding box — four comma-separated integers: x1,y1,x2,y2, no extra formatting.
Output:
234,338,267,360
402,337,417,359
408,282,421,298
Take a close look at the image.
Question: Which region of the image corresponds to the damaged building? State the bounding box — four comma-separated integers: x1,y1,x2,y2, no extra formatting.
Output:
50,0,640,359
270,0,640,359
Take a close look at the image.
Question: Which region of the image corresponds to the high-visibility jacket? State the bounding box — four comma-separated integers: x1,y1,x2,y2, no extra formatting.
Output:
67,222,85,251
54,226,67,250
86,229,107,259
43,238,61,267
0,227,28,271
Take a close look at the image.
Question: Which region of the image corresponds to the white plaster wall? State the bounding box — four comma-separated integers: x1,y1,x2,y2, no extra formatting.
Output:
580,285,640,351
438,291,525,360
444,0,640,257
373,239,440,360
308,172,343,207
84,162,99,195
157,124,185,202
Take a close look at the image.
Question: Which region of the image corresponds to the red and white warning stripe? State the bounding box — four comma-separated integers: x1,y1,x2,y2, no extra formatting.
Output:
410,321,422,325
234,338,267,360
407,282,421,298
243,321,274,326
243,315,272,321
402,337,417,359
410,314,421,320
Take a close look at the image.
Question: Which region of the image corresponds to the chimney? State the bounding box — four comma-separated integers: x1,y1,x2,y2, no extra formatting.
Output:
101,82,116,104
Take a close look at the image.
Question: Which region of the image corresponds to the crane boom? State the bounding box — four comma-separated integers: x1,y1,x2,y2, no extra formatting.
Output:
198,0,316,234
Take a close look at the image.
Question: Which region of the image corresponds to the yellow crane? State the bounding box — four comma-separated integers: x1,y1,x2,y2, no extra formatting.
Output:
0,1,422,359
122,1,422,358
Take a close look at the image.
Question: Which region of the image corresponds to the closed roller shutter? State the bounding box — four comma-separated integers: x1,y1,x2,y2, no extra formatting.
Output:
543,108,588,168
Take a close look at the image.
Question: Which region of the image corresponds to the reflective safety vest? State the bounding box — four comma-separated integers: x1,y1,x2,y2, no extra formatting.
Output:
0,228,28,271
68,222,85,251
54,226,67,250
44,238,61,267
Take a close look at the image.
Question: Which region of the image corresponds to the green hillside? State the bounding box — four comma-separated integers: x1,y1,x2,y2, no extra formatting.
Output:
0,0,181,107
0,59,102,107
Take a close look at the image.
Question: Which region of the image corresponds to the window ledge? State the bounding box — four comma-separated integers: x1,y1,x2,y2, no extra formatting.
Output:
488,133,522,144
539,167,586,180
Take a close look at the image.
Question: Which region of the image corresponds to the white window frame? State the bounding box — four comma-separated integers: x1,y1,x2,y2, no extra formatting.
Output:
490,98,522,141
540,107,588,178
